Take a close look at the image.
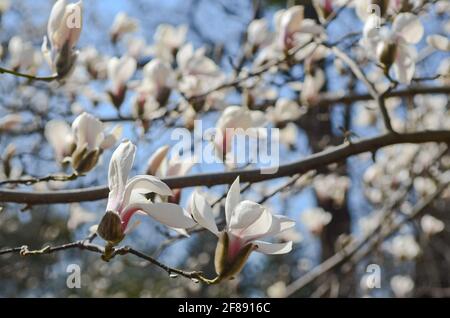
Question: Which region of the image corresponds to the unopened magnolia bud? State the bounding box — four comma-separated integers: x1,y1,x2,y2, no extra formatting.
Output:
108,85,127,109
156,87,171,107
377,41,397,74
71,146,101,174
214,232,255,281
97,211,125,244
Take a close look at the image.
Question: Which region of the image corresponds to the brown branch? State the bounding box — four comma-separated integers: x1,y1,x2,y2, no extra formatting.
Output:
0,66,58,82
0,130,449,205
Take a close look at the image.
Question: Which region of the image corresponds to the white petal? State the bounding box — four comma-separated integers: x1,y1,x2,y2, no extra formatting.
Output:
122,175,173,208
225,176,241,228
191,191,219,235
72,112,104,150
393,13,424,44
238,208,274,243
393,44,416,84
229,200,264,230
107,141,136,211
146,145,169,175
427,35,450,52
100,125,122,150
133,202,196,229
254,241,293,255
47,0,67,47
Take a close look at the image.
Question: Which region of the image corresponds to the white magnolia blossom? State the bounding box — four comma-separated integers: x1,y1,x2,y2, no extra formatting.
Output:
313,174,351,207
214,105,266,160
68,203,96,230
97,141,196,244
362,13,424,84
268,98,305,125
0,144,22,182
189,177,295,280
247,19,271,49
110,12,139,43
301,207,332,235
145,145,196,204
45,119,76,163
107,55,137,107
427,34,450,52
386,234,421,260
0,114,22,132
276,5,324,51
420,214,445,236
42,0,83,78
45,112,121,172
390,275,415,298
151,24,188,62
8,36,42,72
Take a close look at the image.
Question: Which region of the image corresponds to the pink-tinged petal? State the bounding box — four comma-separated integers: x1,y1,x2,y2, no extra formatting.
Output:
253,241,293,255
128,202,196,229
146,145,169,175
107,141,136,212
225,176,241,228
393,13,423,44
191,191,219,236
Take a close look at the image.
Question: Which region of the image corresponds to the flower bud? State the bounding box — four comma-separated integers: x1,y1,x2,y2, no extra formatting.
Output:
377,40,397,74
71,146,100,174
97,211,125,244
214,232,255,281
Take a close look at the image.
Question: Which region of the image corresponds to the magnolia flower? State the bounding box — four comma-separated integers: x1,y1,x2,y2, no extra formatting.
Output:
107,55,137,109
151,24,188,62
8,36,41,72
110,12,139,43
189,177,295,281
420,214,445,236
390,275,414,298
97,141,196,245
427,34,450,52
268,98,305,126
45,119,76,163
214,106,266,161
141,59,174,105
247,19,271,50
363,13,424,84
301,207,332,235
42,0,83,78
313,174,350,207
387,234,420,260
276,5,323,51
45,113,120,172
0,114,22,132
145,145,196,204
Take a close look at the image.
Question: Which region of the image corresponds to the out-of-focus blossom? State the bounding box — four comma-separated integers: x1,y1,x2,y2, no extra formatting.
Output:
79,47,108,79
267,98,305,126
427,34,450,52
313,0,334,22
0,114,22,132
0,144,22,182
107,55,137,109
362,13,424,84
145,145,196,204
214,105,266,161
267,281,287,298
151,24,188,62
420,214,445,236
189,177,295,281
247,19,271,51
0,0,10,13
45,119,76,163
390,275,414,298
275,5,324,51
42,0,83,78
68,203,96,230
313,174,351,207
301,207,332,235
8,36,42,73
97,141,195,245
386,234,421,260
413,176,437,198
110,12,139,43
